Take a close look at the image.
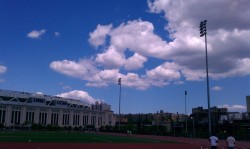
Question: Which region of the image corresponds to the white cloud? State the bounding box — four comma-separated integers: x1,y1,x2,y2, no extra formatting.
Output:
146,62,181,81
0,65,7,74
50,60,86,78
86,82,108,87
50,0,250,90
212,86,222,91
50,59,99,80
181,68,205,81
54,32,60,37
110,20,172,59
124,53,147,70
218,104,246,112
27,29,46,39
148,0,250,80
95,46,125,68
36,92,43,95
62,85,71,90
97,69,119,82
0,65,6,83
50,19,182,89
94,20,171,69
118,73,151,90
58,82,72,90
148,0,250,32
85,69,119,87
57,90,100,104
0,79,5,83
89,24,112,48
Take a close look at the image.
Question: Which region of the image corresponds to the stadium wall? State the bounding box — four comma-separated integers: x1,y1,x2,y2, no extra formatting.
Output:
0,89,116,128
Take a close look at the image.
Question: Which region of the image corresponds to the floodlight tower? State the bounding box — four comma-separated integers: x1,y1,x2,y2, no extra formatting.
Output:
185,91,187,134
200,20,211,136
118,78,121,131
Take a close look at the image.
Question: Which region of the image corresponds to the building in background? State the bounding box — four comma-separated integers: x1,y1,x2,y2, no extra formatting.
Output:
192,106,228,124
246,96,250,113
0,89,115,128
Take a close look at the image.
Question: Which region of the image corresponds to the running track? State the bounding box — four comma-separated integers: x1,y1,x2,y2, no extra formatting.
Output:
104,132,250,149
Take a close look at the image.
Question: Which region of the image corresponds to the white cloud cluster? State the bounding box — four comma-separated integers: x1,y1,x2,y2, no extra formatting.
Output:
148,0,250,80
56,90,100,104
50,0,250,90
50,20,176,89
27,30,61,39
27,29,46,39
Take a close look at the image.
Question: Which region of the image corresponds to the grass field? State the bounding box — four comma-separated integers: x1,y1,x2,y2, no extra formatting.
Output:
0,131,178,143
1,132,250,149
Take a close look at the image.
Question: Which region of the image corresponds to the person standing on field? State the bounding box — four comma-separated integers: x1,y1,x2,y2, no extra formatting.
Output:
226,132,236,149
209,133,218,149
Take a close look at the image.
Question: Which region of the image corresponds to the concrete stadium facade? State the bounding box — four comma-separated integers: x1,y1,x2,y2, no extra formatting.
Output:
0,89,116,128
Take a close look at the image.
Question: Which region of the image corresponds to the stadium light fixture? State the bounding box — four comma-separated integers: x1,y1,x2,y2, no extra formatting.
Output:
200,20,211,136
118,78,121,131
185,91,187,134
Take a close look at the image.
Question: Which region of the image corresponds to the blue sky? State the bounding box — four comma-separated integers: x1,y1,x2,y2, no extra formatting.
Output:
0,0,249,114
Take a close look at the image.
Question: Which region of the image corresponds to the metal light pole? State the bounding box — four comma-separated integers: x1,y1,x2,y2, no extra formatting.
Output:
191,116,195,138
185,91,187,134
200,20,211,136
118,78,121,131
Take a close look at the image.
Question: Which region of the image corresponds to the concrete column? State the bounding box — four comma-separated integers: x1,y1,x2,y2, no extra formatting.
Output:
69,111,73,126
79,111,83,126
88,112,91,125
20,107,27,124
95,115,97,127
58,110,63,127
47,109,52,125
34,108,39,124
5,105,11,127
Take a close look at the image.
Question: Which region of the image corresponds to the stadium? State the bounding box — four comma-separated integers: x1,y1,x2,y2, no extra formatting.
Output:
0,89,116,129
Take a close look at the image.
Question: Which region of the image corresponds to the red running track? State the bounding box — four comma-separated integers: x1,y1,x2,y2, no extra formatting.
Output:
102,133,250,149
